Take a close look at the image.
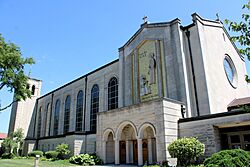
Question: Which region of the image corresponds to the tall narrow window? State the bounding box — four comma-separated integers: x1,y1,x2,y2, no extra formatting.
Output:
108,77,118,110
90,85,99,132
75,90,83,131
32,85,35,95
53,100,60,136
37,107,42,138
64,95,71,133
44,103,50,136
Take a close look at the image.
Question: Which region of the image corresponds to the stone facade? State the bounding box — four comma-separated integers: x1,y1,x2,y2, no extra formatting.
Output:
96,98,183,164
8,13,250,165
179,111,250,157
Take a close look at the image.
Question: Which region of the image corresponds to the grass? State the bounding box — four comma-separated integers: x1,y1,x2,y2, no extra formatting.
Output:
0,158,77,167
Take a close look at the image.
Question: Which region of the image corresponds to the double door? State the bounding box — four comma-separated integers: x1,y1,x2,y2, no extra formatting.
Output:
120,140,140,164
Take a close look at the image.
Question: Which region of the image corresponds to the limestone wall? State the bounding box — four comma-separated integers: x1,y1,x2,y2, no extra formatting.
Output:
179,112,250,157
185,14,250,116
34,61,119,138
26,134,96,156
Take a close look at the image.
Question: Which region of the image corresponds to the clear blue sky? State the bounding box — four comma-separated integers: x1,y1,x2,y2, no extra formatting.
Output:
0,0,249,133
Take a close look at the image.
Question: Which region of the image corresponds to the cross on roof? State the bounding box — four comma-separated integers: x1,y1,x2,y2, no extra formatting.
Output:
216,13,220,21
143,15,148,23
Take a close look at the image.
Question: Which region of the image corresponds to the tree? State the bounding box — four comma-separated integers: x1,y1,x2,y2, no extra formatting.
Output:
0,34,35,111
1,137,17,154
1,128,24,156
225,1,250,81
13,128,24,156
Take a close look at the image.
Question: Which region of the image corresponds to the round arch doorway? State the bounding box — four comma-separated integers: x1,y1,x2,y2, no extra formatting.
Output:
119,124,137,164
139,124,157,164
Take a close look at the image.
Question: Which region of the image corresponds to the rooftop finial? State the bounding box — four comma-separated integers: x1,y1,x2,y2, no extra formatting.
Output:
143,15,148,23
216,13,220,21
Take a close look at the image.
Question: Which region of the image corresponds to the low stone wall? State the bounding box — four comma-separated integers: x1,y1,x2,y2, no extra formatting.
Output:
178,112,250,157
24,134,96,156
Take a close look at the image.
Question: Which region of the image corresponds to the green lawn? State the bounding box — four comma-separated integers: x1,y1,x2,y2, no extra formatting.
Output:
0,158,77,167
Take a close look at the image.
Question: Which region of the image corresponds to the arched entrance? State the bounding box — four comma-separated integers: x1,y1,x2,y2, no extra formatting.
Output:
106,132,115,163
115,121,138,165
120,124,137,164
103,129,115,164
138,123,157,164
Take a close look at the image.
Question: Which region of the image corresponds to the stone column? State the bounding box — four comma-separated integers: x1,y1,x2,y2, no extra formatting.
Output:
115,139,120,165
103,141,106,164
137,139,143,166
126,140,129,164
148,138,153,164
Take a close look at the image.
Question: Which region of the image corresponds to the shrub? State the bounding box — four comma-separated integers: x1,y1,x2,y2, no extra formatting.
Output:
204,149,250,167
56,143,70,159
69,153,103,166
28,150,43,157
45,150,58,159
167,137,205,166
40,157,47,161
1,153,14,159
89,153,103,165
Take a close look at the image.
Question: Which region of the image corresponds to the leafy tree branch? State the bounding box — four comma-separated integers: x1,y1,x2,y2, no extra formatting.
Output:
0,34,35,111
225,1,250,82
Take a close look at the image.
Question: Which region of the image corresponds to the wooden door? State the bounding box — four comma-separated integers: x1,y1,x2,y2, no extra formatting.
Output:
142,139,148,164
120,141,126,164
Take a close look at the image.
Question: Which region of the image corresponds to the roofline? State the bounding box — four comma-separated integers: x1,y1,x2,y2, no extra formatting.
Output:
25,131,96,141
119,18,181,51
37,59,119,100
179,110,249,123
191,13,244,60
28,77,42,82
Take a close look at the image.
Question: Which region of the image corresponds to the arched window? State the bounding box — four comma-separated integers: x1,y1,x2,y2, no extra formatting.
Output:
64,95,71,133
44,103,50,136
53,100,60,136
108,77,118,110
37,107,42,138
75,90,83,131
90,85,99,132
32,85,35,95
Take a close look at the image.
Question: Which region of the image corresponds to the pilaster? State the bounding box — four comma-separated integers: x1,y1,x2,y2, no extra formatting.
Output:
134,49,140,104
155,40,163,98
137,138,143,166
118,49,125,108
115,139,120,164
148,138,153,164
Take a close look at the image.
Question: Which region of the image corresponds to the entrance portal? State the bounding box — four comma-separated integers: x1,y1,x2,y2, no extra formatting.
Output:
119,123,137,164
106,132,115,163
138,124,157,164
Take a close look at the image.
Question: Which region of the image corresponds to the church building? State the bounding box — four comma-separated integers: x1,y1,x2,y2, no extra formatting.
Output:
8,13,250,165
